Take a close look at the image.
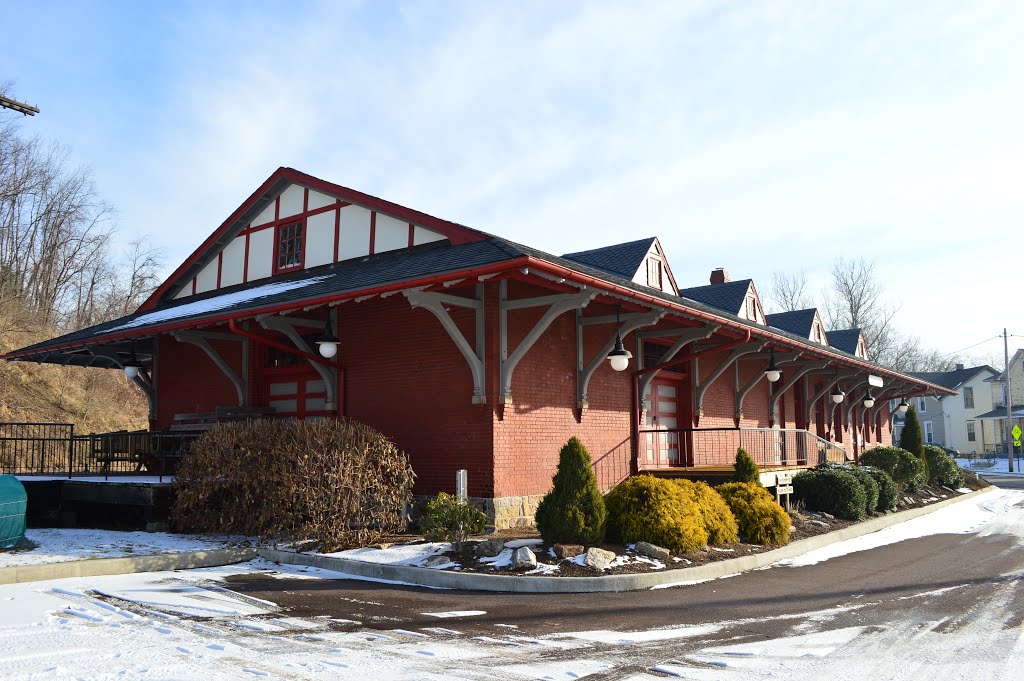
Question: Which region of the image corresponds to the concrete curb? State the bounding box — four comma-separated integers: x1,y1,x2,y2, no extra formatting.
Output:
0,548,258,586
259,488,992,593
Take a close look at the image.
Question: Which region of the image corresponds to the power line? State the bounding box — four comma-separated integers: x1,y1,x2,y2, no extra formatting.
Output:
936,335,1002,360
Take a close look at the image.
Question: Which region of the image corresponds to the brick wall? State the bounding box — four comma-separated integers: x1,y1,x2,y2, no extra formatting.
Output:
155,336,243,428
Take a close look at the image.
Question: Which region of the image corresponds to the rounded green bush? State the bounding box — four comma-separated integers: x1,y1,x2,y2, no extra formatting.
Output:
861,465,898,511
605,475,709,553
923,445,966,489
861,446,925,491
675,479,739,545
793,468,868,520
535,437,607,545
715,482,790,545
816,462,878,515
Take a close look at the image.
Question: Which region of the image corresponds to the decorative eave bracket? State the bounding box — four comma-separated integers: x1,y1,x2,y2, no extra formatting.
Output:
576,310,664,409
734,352,801,421
405,286,486,404
635,325,720,402
260,315,339,409
694,341,766,420
771,361,831,425
172,331,247,407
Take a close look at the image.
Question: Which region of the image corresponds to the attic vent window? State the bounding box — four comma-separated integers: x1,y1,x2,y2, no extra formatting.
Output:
647,258,662,289
276,221,304,272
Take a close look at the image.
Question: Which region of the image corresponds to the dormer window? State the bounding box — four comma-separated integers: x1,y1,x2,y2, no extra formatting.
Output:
276,221,304,272
647,258,663,289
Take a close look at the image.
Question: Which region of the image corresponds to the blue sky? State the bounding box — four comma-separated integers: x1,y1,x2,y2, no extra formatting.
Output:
5,0,1022,359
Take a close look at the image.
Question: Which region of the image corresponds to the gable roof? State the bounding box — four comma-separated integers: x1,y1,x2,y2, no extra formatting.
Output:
562,237,657,279
138,167,491,313
909,365,1000,392
986,349,1024,382
826,328,863,354
765,308,820,338
677,279,752,315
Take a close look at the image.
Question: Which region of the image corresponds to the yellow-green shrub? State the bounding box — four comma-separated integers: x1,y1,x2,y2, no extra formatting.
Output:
715,482,790,545
605,475,709,553
675,479,739,545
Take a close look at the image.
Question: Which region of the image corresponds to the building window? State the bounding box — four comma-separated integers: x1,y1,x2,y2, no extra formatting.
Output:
647,258,662,289
746,296,757,321
923,421,934,444
917,397,927,413
276,221,304,272
963,386,974,409
967,421,976,442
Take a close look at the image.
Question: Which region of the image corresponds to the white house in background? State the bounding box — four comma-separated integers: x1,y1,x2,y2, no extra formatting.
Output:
976,349,1024,454
892,364,999,453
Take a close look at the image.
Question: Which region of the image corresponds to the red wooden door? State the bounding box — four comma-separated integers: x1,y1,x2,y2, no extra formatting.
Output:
643,377,688,467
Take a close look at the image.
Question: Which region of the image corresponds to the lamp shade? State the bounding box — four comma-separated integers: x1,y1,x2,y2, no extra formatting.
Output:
764,351,781,382
123,365,140,379
607,335,632,372
315,322,340,359
863,390,875,409
897,398,909,414
831,385,845,404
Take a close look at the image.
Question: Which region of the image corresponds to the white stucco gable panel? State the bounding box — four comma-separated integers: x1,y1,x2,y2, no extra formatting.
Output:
220,237,247,287
305,211,335,268
252,202,276,228
247,229,274,281
195,258,218,294
307,189,336,211
338,205,372,261
375,213,408,253
278,184,305,219
413,226,445,245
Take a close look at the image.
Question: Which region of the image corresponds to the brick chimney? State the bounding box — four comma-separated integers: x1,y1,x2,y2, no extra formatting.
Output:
956,363,964,371
710,268,730,285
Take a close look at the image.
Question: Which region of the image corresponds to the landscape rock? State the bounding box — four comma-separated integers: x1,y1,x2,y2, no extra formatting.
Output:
422,555,453,568
634,541,670,561
554,543,584,559
808,520,830,529
821,512,836,520
511,547,537,570
475,539,505,558
584,547,617,570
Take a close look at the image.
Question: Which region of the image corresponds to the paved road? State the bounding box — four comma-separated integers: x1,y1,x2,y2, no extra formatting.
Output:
980,473,1024,490
224,489,1024,678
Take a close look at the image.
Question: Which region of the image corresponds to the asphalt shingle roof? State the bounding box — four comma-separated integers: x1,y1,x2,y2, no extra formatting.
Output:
562,237,656,279
908,365,999,392
826,328,863,354
765,309,819,338
676,280,752,315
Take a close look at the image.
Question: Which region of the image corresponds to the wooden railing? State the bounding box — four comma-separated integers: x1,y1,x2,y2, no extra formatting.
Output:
637,427,849,470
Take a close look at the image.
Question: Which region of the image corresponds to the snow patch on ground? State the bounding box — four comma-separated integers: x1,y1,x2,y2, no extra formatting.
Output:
325,541,451,567
956,457,1024,476
773,488,1023,568
0,529,245,568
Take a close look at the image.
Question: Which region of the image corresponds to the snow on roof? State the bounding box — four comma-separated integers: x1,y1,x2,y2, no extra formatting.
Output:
102,276,330,334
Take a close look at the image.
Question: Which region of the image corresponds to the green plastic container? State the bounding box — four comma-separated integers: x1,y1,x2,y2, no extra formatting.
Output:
0,475,28,549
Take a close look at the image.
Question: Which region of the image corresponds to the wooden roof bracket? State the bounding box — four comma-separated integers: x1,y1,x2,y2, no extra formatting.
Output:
635,325,721,402
841,379,872,427
576,309,664,409
734,352,802,422
771,361,832,426
694,340,767,421
258,315,339,410
173,331,247,407
405,285,487,404
498,280,597,405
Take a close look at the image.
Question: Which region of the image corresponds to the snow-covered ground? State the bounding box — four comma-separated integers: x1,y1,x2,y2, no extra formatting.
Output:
0,529,245,568
957,457,1024,476
1,489,1021,679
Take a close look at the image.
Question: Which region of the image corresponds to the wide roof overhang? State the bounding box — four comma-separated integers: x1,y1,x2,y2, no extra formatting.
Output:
2,244,955,398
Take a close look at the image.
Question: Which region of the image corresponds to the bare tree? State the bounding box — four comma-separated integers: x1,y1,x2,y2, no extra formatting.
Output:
822,257,905,367
765,269,814,313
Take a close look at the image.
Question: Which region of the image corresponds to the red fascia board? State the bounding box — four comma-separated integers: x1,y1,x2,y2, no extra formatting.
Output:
519,256,957,397
2,257,532,359
139,167,490,313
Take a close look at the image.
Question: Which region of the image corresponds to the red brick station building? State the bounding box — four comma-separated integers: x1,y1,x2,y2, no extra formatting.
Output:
5,168,950,527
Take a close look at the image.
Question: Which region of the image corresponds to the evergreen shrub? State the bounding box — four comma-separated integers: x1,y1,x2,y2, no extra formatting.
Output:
715,482,790,545
860,446,925,491
535,436,607,545
419,493,487,552
923,445,966,489
605,475,709,553
792,468,868,520
899,405,929,482
816,462,879,514
861,465,899,511
675,479,739,545
733,448,761,484
172,418,415,551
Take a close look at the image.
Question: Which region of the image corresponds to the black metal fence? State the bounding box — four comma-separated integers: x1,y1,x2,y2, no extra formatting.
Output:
638,427,849,470
0,423,199,481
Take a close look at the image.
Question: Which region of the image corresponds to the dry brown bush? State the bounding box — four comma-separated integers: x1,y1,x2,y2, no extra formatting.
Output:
171,418,415,552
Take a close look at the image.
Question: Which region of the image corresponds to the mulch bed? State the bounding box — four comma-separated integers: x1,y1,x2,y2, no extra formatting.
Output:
363,477,990,579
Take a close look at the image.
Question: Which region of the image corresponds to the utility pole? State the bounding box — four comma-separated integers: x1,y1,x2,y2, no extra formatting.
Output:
1005,328,1014,473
